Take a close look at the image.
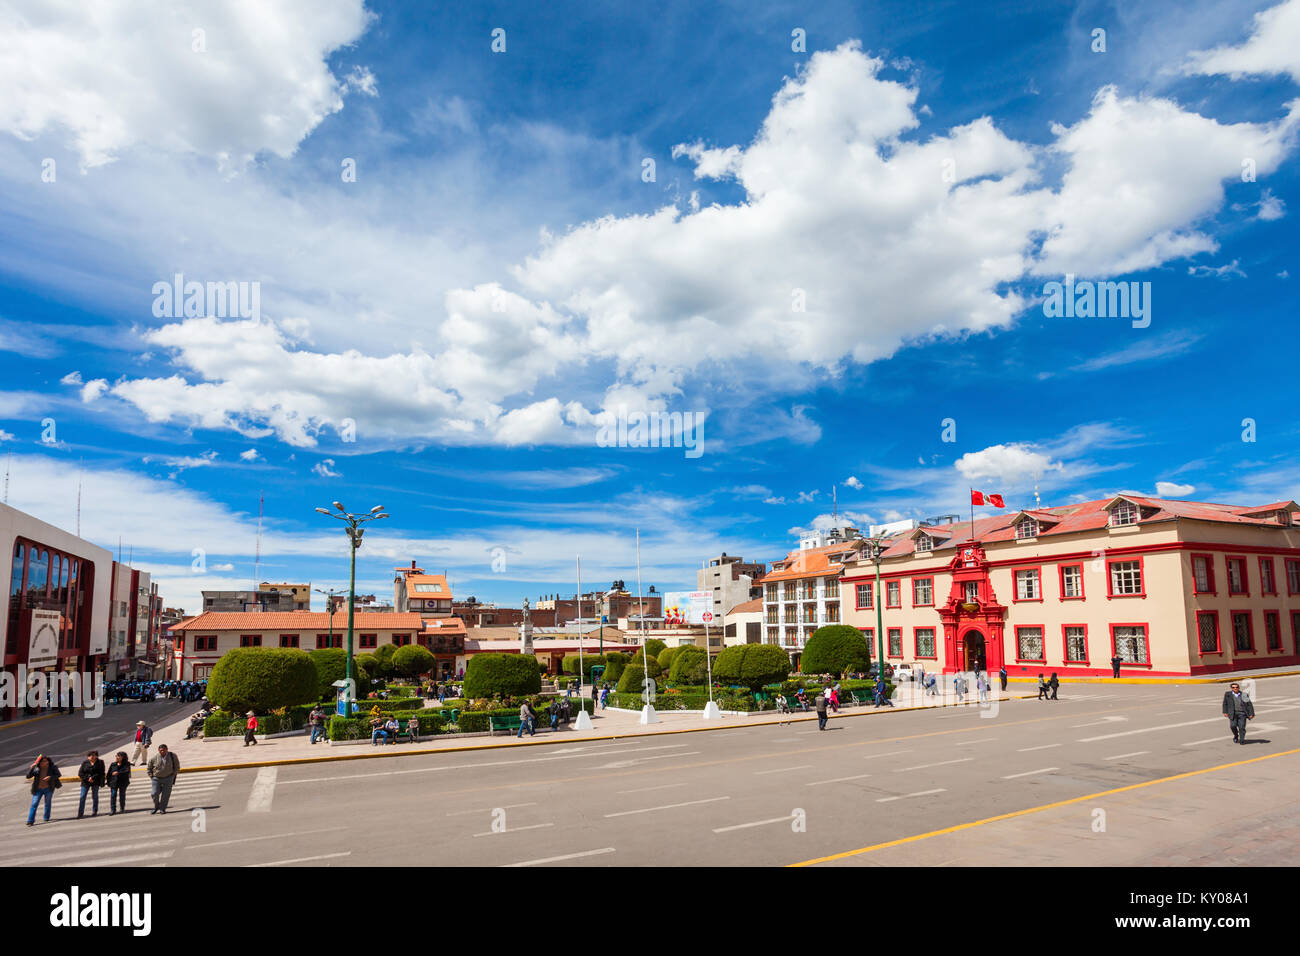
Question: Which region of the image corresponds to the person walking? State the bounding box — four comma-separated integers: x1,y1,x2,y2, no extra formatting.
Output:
1048,672,1060,701
243,711,258,747
130,721,152,765
998,665,1008,692
26,754,61,826
146,744,180,814
1110,655,1122,679
308,705,326,745
1222,682,1254,744
815,693,829,730
954,675,966,703
106,752,131,815
828,686,840,713
516,701,534,738
77,750,106,818
926,674,939,698
977,671,990,703
1037,674,1050,700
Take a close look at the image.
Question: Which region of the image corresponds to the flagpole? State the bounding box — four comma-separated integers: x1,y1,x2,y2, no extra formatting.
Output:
636,528,658,724
574,555,593,730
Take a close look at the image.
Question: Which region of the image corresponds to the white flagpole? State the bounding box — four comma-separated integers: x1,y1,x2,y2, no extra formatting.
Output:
574,555,593,730
636,528,657,724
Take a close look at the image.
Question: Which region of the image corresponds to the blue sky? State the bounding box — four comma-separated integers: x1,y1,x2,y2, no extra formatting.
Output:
0,0,1298,614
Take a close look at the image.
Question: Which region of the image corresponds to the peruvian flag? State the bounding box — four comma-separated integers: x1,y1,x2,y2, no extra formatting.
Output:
971,489,1006,508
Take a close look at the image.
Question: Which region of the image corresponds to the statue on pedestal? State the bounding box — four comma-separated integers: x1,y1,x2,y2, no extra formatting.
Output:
519,597,534,655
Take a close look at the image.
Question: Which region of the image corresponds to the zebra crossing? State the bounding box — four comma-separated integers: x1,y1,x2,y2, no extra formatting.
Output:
0,770,230,867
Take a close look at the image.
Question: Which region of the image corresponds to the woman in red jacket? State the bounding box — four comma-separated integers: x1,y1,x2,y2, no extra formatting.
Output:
244,711,258,747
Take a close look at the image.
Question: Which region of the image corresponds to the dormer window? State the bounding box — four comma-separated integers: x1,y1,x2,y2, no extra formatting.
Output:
1015,518,1038,539
1110,501,1139,527
915,534,933,554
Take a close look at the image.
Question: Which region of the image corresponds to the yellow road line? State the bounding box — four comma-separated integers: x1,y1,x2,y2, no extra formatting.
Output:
788,746,1300,866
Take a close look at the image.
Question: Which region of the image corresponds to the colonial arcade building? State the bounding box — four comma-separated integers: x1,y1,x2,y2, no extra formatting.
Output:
840,496,1300,679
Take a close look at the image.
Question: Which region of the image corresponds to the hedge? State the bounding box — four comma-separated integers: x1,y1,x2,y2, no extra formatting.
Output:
357,696,424,711
668,645,709,685
562,654,606,680
802,626,872,677
455,698,595,733
713,644,791,690
207,647,319,713
328,710,450,741
615,659,662,695
464,653,541,699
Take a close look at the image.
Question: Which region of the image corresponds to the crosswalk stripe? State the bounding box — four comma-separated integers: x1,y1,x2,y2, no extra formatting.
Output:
0,839,179,866
61,851,176,867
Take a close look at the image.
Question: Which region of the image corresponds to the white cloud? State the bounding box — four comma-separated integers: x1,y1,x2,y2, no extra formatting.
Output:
843,476,863,490
1156,481,1196,497
210,562,235,572
313,458,341,478
0,429,14,442
1187,259,1246,279
955,444,1063,487
59,371,82,385
1185,0,1300,83
1258,190,1286,220
80,379,108,402
796,490,820,503
239,448,260,462
0,0,374,168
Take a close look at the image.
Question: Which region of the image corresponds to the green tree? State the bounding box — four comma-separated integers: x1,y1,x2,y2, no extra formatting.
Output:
668,645,709,684
602,652,630,684
657,646,678,671
355,652,380,681
392,644,437,679
802,625,872,677
208,648,318,713
643,638,667,659
371,643,397,679
464,653,542,699
309,648,372,701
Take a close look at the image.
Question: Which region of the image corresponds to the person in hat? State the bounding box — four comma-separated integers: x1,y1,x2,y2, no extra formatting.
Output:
243,711,258,747
130,721,152,765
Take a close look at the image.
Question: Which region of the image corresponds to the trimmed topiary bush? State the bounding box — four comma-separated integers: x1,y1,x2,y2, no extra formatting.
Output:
668,645,709,684
714,644,792,690
643,638,667,659
392,644,437,679
207,647,319,714
616,663,649,695
657,646,678,671
308,648,372,702
802,625,872,677
464,653,542,699
562,653,606,680
602,652,630,683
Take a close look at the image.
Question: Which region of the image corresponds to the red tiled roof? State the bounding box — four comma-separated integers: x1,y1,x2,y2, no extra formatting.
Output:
726,598,763,615
171,611,430,632
760,541,866,583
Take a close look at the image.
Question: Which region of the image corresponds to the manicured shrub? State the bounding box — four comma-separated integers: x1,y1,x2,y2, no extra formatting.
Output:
562,654,606,680
355,653,380,680
657,646,678,671
392,644,437,679
643,638,667,659
802,625,872,678
714,644,792,690
464,653,542,699
602,652,631,683
309,648,372,702
207,647,318,714
616,655,662,695
668,645,709,685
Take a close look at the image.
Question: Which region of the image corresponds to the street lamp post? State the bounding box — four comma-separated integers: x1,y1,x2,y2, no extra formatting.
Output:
314,503,389,714
314,586,345,651
871,538,886,688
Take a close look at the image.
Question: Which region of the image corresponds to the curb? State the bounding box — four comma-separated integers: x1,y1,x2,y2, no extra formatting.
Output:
0,712,62,732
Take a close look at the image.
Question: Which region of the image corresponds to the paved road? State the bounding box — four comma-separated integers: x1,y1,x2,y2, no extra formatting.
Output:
2,678,1298,867
0,699,197,776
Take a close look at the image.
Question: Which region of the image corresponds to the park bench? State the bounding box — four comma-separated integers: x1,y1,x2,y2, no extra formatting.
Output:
489,715,523,735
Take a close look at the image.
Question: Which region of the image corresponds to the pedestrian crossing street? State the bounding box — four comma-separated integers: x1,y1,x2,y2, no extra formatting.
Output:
0,770,230,867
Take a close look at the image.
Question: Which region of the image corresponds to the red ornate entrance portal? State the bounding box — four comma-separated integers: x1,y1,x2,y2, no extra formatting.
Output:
938,542,1007,674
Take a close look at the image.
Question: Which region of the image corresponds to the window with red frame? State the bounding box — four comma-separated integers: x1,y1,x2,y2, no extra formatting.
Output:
175,635,185,651
1191,555,1214,594
1014,568,1040,600
1286,559,1300,595
196,635,216,651
1265,611,1281,651
885,581,900,608
239,634,261,647
855,583,873,609
1260,558,1277,595
392,633,412,646
359,633,377,649
1112,625,1149,664
1196,612,1219,654
315,634,341,649
1231,612,1253,652
1060,565,1083,599
279,633,299,648
1226,558,1248,595
1108,560,1143,596
1015,626,1045,661
1293,611,1300,653
912,577,933,606
859,627,874,643
887,628,902,656
1064,625,1088,662
915,628,937,658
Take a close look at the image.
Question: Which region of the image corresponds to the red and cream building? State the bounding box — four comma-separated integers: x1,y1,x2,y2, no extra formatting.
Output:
840,496,1300,679
169,612,468,681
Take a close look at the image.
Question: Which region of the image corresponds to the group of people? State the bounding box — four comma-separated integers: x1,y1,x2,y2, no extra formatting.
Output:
369,713,419,745
102,679,207,705
421,683,461,703
26,733,183,826
1036,673,1062,700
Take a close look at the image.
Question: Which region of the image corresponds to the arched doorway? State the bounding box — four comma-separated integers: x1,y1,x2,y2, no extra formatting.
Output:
962,629,986,672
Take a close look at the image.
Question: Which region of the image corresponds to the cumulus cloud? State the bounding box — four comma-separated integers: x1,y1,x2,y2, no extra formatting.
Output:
59,371,82,385
955,444,1063,487
313,458,341,478
239,448,260,462
1185,0,1300,83
1155,481,1196,497
0,0,373,168
844,476,864,490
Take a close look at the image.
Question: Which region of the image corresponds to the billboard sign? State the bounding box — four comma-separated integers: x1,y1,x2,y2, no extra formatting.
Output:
661,590,712,626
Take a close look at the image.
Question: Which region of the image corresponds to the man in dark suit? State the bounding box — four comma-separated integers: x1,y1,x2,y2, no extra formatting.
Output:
1110,655,1122,679
1222,682,1254,744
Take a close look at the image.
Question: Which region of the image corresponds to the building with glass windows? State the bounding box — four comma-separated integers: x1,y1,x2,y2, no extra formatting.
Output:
1,502,113,718
759,527,867,665
839,496,1300,679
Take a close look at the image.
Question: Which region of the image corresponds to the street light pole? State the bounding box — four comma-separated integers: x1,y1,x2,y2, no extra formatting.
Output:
314,586,344,651
873,538,885,687
315,503,389,715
